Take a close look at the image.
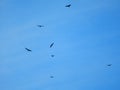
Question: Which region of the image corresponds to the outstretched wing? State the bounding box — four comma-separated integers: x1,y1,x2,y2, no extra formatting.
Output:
50,43,54,48
37,25,44,27
25,48,32,52
65,4,71,7
107,64,112,66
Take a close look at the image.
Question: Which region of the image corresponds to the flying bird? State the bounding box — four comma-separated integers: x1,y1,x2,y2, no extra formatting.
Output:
51,55,55,57
25,48,32,52
50,76,54,78
37,25,44,28
107,64,112,66
65,4,71,7
50,42,54,48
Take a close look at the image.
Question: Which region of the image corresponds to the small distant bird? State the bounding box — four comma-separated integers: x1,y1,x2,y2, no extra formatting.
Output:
50,76,54,78
51,55,55,57
25,48,32,52
50,42,54,48
65,4,71,7
107,64,112,66
37,25,44,28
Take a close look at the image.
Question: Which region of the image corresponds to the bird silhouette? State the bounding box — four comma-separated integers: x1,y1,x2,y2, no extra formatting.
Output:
65,4,71,7
51,55,55,57
50,42,54,48
37,25,44,27
107,64,112,66
50,76,54,78
25,48,32,52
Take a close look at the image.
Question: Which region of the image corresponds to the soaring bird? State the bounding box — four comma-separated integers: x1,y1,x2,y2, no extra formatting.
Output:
107,64,112,66
65,4,71,7
50,42,54,48
50,76,54,78
37,25,44,27
51,55,55,57
25,48,32,52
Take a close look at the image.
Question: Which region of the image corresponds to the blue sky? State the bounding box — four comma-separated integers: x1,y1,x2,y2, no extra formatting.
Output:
0,0,120,90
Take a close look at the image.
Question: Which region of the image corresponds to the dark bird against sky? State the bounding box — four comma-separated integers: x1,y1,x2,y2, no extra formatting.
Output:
107,64,112,66
25,48,32,52
50,42,54,48
37,25,44,27
65,4,71,7
50,76,54,78
51,55,55,57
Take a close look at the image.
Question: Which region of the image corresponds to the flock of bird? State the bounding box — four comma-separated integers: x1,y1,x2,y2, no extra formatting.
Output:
25,29,55,78
24,3,112,79
24,4,72,79
25,3,71,53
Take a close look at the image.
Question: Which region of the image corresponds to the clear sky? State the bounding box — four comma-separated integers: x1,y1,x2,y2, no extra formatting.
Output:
0,0,120,90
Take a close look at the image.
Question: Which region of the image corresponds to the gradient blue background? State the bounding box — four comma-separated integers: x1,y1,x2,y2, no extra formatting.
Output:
0,0,120,90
